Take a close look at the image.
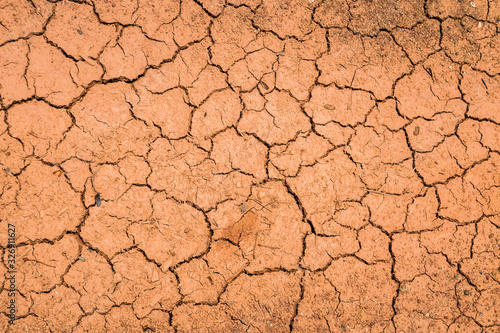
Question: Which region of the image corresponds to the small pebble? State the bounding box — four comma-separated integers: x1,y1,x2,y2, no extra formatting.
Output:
324,104,335,110
413,126,420,136
95,193,101,207
79,257,85,262
464,290,470,295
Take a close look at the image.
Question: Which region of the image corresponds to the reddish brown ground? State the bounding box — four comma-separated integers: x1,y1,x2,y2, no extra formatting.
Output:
0,0,500,332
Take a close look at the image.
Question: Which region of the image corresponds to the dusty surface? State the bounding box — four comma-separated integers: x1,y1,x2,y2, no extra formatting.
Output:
0,0,500,332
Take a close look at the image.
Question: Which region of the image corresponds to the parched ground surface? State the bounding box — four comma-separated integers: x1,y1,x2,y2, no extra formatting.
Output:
0,0,500,332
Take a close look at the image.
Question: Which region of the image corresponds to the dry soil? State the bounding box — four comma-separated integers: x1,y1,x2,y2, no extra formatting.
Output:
0,0,500,332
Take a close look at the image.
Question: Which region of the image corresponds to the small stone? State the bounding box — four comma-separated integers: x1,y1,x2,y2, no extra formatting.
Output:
413,126,420,136
78,257,85,262
150,269,160,283
464,290,470,295
95,193,101,207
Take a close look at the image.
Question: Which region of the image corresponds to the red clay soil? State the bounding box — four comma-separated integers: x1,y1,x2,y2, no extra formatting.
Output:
1,0,500,332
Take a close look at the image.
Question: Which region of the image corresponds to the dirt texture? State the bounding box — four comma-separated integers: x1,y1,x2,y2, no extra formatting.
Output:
1,0,500,332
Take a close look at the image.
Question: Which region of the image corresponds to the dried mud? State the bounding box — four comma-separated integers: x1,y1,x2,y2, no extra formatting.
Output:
1,0,500,332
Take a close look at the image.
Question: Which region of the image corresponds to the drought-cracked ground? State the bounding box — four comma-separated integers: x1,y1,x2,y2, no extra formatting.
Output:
0,0,500,332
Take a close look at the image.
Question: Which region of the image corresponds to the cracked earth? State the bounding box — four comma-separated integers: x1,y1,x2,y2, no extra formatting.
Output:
0,0,500,332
